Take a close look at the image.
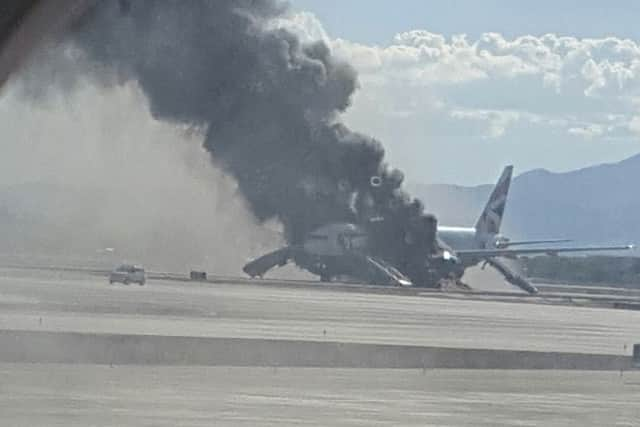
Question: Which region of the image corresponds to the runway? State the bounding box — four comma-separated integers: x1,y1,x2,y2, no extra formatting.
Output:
1,268,639,355
1,364,639,427
1,267,639,425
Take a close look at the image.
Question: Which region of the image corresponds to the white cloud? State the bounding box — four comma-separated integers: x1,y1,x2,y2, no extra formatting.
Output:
628,116,640,134
316,27,640,182
334,30,640,97
450,109,524,139
195,11,640,183
567,124,605,139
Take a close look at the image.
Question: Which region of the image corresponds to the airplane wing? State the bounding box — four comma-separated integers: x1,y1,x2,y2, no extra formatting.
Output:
483,256,539,294
456,244,634,258
501,239,571,248
242,247,292,278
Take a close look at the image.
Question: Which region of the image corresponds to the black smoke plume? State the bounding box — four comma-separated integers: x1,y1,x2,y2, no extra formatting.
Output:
68,0,439,282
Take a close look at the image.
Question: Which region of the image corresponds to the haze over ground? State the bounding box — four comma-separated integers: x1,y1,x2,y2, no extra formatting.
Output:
1,5,639,427
2,0,639,271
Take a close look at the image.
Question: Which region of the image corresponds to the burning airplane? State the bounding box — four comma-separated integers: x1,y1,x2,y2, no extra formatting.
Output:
243,220,460,287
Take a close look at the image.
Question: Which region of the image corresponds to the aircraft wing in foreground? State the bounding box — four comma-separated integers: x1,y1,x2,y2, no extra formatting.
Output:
455,244,634,258
457,244,634,294
482,256,539,294
494,238,571,248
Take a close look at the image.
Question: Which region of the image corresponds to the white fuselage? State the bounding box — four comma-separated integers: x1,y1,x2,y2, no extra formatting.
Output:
437,226,488,251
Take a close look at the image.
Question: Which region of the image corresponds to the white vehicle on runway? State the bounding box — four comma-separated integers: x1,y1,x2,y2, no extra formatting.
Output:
109,264,146,286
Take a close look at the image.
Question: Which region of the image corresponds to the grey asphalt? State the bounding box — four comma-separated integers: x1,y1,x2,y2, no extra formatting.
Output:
1,268,639,355
1,364,639,427
1,267,639,426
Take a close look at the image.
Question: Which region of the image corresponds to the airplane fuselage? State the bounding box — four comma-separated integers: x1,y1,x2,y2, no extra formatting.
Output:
437,226,488,250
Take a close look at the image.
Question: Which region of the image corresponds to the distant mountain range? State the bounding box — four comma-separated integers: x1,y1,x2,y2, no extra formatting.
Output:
411,153,640,246
3,153,640,259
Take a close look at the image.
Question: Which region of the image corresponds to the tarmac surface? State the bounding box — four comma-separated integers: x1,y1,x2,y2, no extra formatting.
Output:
1,364,639,427
1,268,639,354
1,267,639,425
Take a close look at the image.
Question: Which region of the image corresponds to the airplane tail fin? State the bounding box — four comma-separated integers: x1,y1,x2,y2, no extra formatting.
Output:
475,165,513,237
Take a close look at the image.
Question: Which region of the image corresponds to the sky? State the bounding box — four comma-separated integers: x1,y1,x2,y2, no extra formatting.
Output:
289,0,640,185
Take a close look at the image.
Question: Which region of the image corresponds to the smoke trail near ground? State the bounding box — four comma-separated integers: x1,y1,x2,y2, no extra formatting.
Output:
54,0,437,281
0,79,284,273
